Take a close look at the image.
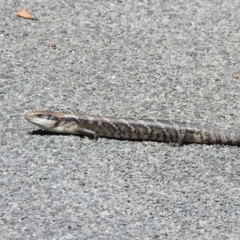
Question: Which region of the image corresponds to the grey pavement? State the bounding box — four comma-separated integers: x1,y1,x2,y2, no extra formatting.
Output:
1,0,240,239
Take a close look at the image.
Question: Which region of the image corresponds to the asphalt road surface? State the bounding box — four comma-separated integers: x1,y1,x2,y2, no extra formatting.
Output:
1,0,240,239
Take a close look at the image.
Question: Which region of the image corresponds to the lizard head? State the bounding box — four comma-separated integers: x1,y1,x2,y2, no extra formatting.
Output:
24,111,62,132
24,110,80,134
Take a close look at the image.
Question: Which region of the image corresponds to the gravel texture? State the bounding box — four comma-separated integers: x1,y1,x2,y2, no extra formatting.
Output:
1,0,240,239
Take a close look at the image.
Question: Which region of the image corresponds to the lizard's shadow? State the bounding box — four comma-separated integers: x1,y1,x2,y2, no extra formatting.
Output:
29,129,73,137
28,129,149,143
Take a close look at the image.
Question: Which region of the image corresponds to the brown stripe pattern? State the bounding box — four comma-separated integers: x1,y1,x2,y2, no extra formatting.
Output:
24,111,240,146
75,114,240,146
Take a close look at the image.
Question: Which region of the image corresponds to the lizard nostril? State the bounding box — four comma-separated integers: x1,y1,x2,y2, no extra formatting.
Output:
24,112,31,120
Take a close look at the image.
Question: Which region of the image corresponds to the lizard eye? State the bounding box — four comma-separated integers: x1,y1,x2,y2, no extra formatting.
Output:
39,114,57,120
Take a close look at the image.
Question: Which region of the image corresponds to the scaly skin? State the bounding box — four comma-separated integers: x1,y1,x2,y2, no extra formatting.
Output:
24,110,240,146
